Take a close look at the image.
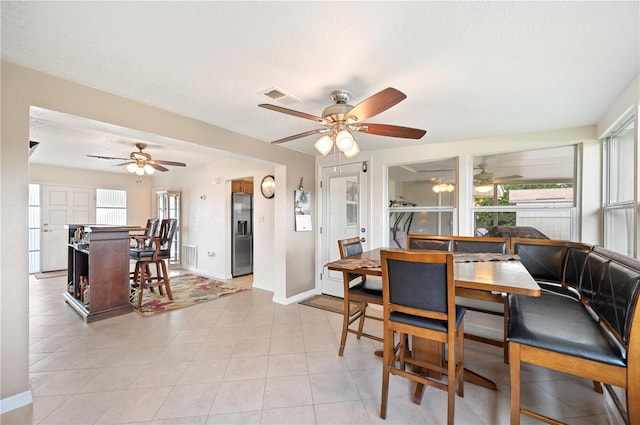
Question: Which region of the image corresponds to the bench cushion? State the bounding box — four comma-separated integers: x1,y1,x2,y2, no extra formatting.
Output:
508,293,625,367
564,247,591,287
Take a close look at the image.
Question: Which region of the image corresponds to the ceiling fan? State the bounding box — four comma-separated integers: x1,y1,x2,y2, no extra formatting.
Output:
259,87,426,158
474,163,522,192
87,143,186,177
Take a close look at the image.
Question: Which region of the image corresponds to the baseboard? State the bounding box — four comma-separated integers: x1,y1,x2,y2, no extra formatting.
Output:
0,390,33,415
273,288,318,305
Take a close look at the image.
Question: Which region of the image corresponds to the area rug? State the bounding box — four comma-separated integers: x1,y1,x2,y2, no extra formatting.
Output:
132,273,247,316
299,294,361,316
34,270,67,279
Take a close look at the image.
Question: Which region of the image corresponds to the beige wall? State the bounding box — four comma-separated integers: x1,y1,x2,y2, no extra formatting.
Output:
1,61,315,406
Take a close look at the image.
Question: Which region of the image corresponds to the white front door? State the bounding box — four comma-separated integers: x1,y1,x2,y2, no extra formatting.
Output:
41,185,93,272
320,161,370,297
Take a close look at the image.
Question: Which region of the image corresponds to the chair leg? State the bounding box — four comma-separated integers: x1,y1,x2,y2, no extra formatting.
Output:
356,302,367,339
457,323,464,397
160,260,173,300
137,265,146,308
509,342,521,425
338,294,353,356
447,338,456,425
380,325,393,419
155,262,164,296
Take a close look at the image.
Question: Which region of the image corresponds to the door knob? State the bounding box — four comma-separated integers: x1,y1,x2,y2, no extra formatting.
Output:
360,237,366,243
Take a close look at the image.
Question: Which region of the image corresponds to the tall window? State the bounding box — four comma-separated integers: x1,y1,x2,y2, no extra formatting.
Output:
471,146,577,240
96,189,127,225
603,113,636,256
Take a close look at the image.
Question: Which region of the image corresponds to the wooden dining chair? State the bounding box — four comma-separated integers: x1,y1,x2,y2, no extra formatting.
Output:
337,237,384,356
130,218,178,308
380,249,465,425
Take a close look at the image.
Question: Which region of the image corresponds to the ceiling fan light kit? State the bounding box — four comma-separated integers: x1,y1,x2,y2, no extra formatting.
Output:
259,87,426,160
474,184,494,193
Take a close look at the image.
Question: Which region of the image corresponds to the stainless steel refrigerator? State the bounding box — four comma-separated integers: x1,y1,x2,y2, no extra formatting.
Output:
231,193,253,277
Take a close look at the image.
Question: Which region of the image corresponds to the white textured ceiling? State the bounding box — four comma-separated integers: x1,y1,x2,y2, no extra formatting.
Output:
2,1,638,174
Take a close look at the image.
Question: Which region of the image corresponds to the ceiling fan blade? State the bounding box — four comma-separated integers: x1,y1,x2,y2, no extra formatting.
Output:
493,175,523,183
149,163,169,172
113,161,135,167
355,123,426,139
345,87,406,122
150,159,186,167
259,104,324,123
270,128,326,144
87,154,130,161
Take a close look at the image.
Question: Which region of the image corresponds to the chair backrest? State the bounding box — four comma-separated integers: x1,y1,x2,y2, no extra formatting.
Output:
145,218,160,237
338,237,363,258
406,234,452,252
338,237,364,283
451,236,508,254
381,249,455,326
156,218,178,253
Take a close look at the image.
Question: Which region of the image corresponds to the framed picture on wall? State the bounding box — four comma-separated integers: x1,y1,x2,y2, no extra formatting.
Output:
294,190,312,231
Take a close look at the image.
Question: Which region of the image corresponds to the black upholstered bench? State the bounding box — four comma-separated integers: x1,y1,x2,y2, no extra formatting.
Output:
508,241,640,425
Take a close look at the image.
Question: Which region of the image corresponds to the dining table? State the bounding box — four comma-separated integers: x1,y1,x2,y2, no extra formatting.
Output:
326,247,540,401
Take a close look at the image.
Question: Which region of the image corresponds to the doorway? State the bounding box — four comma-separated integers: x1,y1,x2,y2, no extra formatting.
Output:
319,162,370,297
40,185,94,272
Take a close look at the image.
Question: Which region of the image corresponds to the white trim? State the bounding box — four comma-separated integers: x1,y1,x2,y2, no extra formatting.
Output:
0,390,33,415
273,288,318,305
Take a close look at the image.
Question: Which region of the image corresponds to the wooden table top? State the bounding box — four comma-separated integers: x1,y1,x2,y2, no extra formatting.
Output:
326,248,540,297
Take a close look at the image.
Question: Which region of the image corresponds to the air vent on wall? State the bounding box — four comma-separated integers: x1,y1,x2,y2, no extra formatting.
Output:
259,86,301,105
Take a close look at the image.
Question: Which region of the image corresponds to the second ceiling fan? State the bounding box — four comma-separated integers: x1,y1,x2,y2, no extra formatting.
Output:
259,87,426,158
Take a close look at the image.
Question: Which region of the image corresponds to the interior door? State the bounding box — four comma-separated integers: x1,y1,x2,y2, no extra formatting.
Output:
41,185,93,272
320,162,370,297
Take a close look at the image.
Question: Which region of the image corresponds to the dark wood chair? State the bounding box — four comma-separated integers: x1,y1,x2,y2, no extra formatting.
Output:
380,249,465,425
130,218,159,249
406,234,453,251
337,237,384,356
130,218,177,308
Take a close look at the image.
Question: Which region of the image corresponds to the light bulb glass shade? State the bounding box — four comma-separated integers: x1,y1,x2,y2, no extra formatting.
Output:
343,141,360,158
135,166,145,176
144,164,155,175
446,184,455,192
432,185,441,193
126,163,138,173
475,184,493,193
314,135,333,156
335,130,355,152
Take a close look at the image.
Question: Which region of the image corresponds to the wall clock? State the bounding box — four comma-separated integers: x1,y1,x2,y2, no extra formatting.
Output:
261,175,275,199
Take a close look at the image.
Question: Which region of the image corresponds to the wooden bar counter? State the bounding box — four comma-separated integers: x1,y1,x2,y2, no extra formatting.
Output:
64,224,141,322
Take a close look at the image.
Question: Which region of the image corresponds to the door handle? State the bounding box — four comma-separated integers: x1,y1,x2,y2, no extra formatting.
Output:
361,237,366,243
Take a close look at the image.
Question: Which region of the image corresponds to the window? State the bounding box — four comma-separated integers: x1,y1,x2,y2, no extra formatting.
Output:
388,158,457,247
471,146,577,240
96,189,127,225
603,113,636,256
28,184,40,273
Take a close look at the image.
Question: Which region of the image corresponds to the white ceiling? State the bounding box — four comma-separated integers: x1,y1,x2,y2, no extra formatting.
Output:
1,1,638,175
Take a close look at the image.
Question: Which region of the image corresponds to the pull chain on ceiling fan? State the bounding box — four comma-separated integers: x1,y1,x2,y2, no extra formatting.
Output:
259,87,427,159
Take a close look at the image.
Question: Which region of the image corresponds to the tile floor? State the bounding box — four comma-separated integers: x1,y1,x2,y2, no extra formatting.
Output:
1,272,624,424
